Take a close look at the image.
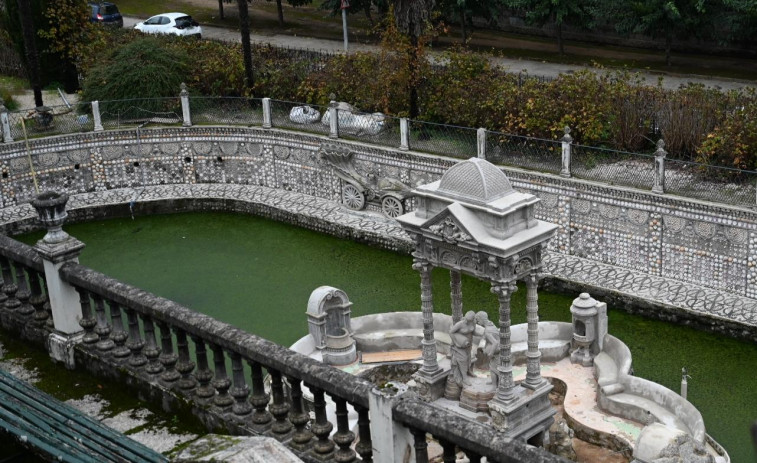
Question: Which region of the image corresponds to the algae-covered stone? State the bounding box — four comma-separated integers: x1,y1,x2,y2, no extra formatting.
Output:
172,434,303,462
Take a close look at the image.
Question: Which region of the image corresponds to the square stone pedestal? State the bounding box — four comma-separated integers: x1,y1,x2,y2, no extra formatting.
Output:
412,368,449,402
47,331,84,369
489,382,555,442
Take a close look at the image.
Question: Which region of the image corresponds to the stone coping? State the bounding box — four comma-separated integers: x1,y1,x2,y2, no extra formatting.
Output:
1,183,755,338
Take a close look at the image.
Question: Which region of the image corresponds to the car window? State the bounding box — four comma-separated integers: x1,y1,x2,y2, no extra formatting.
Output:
159,16,171,25
174,16,197,28
144,16,160,25
102,5,119,15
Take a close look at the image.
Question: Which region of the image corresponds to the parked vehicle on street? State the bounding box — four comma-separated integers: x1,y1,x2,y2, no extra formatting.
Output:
133,13,202,38
88,2,123,27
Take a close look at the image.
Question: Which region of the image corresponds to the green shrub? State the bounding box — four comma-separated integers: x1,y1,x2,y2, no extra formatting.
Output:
698,88,757,170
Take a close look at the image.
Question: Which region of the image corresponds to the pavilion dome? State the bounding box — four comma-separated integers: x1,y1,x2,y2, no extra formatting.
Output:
436,158,513,203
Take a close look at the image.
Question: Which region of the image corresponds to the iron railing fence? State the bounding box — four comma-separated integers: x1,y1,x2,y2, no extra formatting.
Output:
191,96,264,127
408,120,478,159
664,158,757,207
99,98,182,130
270,99,331,137
571,144,656,191
485,130,563,175
5,96,757,209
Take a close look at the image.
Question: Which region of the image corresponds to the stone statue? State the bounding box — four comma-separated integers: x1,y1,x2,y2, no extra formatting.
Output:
475,311,500,387
449,310,477,387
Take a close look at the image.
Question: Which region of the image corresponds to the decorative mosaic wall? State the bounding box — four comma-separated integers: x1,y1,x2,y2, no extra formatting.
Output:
1,126,755,302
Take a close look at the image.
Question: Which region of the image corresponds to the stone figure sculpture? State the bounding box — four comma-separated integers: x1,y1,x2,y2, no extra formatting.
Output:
475,311,500,387
449,310,477,387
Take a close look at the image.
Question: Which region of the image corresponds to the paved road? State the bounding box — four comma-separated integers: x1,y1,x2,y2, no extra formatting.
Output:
124,16,755,91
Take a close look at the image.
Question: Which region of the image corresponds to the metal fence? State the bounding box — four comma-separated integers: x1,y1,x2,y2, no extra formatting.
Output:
485,130,563,175
4,95,757,209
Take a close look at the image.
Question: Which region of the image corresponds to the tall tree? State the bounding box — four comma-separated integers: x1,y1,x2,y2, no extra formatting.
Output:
393,0,434,118
504,0,596,54
15,0,42,106
238,0,254,90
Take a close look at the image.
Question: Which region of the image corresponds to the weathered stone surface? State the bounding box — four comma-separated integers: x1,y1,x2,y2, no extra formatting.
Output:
632,423,713,463
172,434,303,462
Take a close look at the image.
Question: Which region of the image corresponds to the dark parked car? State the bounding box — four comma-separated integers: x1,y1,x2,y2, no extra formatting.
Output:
88,2,123,27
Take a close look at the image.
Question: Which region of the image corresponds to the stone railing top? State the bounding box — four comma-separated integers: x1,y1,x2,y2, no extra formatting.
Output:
58,262,374,408
0,234,44,272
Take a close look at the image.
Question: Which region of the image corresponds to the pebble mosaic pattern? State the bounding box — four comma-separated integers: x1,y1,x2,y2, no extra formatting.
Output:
0,127,755,329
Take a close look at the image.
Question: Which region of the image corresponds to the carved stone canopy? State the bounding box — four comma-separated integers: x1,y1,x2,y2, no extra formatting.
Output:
397,158,558,283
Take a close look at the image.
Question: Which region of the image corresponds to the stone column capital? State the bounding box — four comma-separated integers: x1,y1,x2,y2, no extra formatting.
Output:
411,256,431,273
490,281,517,297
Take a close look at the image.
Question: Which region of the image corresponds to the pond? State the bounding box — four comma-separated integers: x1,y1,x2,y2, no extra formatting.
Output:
18,212,757,462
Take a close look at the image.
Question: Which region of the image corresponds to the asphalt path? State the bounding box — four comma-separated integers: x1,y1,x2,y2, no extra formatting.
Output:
124,16,755,91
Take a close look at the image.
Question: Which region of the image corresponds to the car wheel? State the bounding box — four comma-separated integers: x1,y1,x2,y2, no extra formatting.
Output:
342,184,365,210
381,196,404,218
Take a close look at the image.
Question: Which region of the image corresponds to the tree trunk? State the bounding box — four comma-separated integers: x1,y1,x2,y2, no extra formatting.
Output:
218,0,225,19
460,10,466,42
364,1,373,26
237,0,254,90
665,33,672,66
557,21,564,55
16,0,43,107
276,0,284,26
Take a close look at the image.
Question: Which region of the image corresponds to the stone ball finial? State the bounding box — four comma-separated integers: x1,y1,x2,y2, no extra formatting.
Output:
655,139,667,157
180,82,188,96
31,191,70,244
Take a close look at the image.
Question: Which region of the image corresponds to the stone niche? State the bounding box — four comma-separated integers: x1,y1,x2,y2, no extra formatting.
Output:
307,286,357,366
569,293,607,366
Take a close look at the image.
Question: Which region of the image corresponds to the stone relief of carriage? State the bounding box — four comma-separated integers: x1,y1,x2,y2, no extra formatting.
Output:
319,143,414,218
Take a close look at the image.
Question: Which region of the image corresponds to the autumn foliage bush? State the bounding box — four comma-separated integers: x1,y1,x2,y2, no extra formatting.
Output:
78,29,756,169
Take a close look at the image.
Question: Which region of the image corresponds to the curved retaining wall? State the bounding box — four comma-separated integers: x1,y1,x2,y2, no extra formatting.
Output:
1,126,756,340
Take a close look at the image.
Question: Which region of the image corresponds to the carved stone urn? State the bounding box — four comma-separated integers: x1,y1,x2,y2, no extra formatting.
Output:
31,191,70,244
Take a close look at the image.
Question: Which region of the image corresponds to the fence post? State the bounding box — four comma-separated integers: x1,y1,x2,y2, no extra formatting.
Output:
652,139,667,194
0,104,13,143
400,118,409,151
91,100,104,132
180,83,191,127
31,192,86,369
262,97,272,128
329,101,339,139
560,126,572,178
477,128,486,159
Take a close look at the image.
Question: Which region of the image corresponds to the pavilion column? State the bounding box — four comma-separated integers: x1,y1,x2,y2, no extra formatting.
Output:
413,258,439,375
491,282,517,403
523,273,545,389
450,269,462,324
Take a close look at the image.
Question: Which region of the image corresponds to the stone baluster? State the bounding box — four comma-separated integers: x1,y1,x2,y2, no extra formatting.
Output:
310,386,334,457
523,273,545,389
13,262,34,316
125,308,147,367
439,438,456,463
192,337,214,399
466,451,482,463
333,397,356,462
249,360,272,428
141,315,163,375
108,302,130,359
157,321,179,384
77,288,98,345
28,269,49,325
92,295,114,352
450,268,463,324
491,283,516,402
229,352,251,417
210,344,233,408
41,278,53,329
287,376,312,449
410,428,428,463
354,405,373,463
269,370,293,437
1,256,20,310
0,257,8,305
175,329,197,390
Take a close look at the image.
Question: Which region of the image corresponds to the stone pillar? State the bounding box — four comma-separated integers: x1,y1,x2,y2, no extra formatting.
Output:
523,273,545,389
329,101,339,139
652,139,666,194
368,388,414,463
560,126,572,178
450,268,462,324
476,128,486,159
180,83,191,127
399,118,409,151
92,100,104,132
491,282,516,403
411,257,447,401
1,104,13,143
31,192,86,368
262,97,272,129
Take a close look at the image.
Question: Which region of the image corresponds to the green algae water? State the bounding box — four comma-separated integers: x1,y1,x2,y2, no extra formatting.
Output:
18,212,757,462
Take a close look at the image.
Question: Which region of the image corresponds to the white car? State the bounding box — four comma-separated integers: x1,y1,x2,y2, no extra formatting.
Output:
134,12,202,38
